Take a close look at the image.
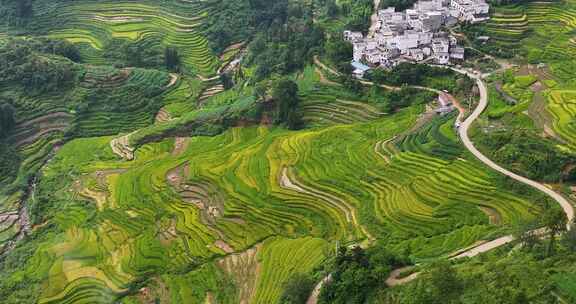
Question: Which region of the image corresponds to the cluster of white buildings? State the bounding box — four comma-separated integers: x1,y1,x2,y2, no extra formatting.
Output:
344,0,489,78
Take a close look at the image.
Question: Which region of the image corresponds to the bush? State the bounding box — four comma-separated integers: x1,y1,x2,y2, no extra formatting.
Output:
280,273,315,304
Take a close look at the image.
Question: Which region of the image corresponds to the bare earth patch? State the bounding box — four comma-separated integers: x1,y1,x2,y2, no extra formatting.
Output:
165,73,179,89
478,206,502,225
217,244,262,304
110,131,137,160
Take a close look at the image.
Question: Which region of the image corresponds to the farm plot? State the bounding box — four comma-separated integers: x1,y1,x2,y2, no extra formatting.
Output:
484,7,529,50
547,90,576,148
19,104,540,302
484,0,576,148
36,1,220,76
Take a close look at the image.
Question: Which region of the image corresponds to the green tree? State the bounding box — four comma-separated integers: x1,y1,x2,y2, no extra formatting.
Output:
325,39,353,67
326,0,339,17
428,261,462,303
280,273,315,304
272,78,302,129
514,220,540,251
0,103,16,138
561,221,576,252
16,0,33,18
220,73,234,90
540,208,568,256
165,47,181,72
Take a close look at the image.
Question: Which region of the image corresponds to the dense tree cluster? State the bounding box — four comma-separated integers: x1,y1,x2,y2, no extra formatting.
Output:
319,245,404,304
272,79,302,129
204,0,296,53
325,38,354,73
245,3,324,81
103,38,164,69
380,0,419,11
0,0,34,24
280,273,315,304
316,0,374,32
0,38,79,93
0,102,18,184
164,47,181,72
477,129,576,182
367,63,455,86
340,0,374,32
0,102,15,138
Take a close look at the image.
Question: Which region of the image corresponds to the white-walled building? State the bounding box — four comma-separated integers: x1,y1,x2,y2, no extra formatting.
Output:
345,0,489,73
450,0,490,22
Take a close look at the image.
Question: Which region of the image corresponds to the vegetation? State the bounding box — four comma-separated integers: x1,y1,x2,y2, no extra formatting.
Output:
382,220,576,303
475,129,576,182
273,79,302,129
367,63,474,93
320,244,405,303
0,0,575,303
244,2,324,81
280,273,316,304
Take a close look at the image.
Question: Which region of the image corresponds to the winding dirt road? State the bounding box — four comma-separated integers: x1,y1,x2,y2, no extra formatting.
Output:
308,67,576,293
456,69,575,226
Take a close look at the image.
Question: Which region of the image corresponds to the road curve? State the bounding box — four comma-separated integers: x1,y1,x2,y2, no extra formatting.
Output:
457,70,574,226
306,67,575,294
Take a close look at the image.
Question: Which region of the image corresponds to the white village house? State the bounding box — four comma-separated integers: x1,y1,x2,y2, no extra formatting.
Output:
344,0,490,75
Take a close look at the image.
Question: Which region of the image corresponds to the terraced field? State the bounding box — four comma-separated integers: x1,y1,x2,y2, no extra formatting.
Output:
31,0,220,76
523,1,576,147
2,0,575,301
484,7,530,50
16,81,544,302
548,90,576,147
480,0,576,148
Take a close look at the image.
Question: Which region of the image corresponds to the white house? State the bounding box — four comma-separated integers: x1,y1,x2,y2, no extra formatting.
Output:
450,46,465,60
436,92,455,114
436,52,450,64
432,38,450,53
450,0,490,22
343,0,487,69
408,48,425,61
353,42,367,61
365,48,382,64
351,61,371,79
344,31,364,42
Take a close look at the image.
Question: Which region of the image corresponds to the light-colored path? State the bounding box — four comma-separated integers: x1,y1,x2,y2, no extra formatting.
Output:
306,274,332,304
449,235,514,259
369,0,382,38
457,69,575,226
384,69,575,287
386,266,419,287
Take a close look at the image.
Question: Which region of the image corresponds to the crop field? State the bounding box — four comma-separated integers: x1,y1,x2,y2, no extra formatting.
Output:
484,7,529,50
12,65,544,302
29,0,220,76
479,0,576,148
547,90,576,147
522,0,576,148
0,64,176,193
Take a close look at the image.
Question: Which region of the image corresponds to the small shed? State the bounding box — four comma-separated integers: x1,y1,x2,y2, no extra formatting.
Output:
351,61,371,79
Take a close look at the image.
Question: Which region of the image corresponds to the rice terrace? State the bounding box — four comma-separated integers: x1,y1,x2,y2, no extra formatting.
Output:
1,0,576,303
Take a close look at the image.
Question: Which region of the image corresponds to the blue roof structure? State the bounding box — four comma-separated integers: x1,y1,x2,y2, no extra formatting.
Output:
351,61,371,72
